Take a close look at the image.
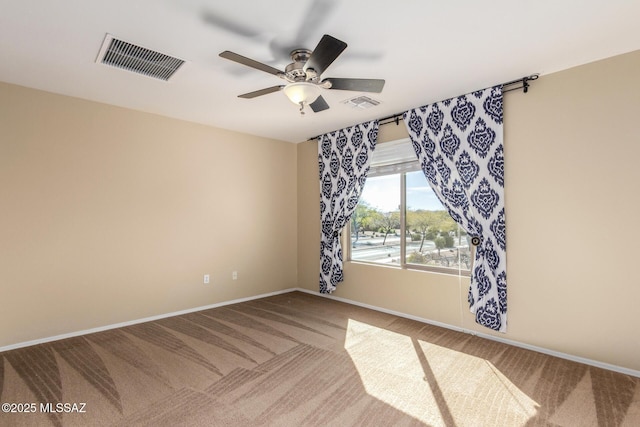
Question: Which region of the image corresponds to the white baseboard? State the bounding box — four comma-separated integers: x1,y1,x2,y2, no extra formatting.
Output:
294,288,640,379
3,286,638,379
0,288,298,353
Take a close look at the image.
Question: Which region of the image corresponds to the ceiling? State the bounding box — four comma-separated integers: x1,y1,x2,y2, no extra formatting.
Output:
1,0,638,143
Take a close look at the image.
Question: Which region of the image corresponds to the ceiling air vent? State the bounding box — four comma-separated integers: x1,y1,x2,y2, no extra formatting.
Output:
96,34,185,81
342,95,381,110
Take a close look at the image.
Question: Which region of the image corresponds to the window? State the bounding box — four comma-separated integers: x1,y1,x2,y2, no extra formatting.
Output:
348,138,471,275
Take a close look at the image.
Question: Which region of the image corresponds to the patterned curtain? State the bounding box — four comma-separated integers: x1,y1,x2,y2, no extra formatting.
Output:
403,87,507,332
318,120,379,293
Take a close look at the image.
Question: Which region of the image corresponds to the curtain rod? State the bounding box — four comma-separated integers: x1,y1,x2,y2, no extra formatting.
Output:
310,74,539,139
378,74,539,127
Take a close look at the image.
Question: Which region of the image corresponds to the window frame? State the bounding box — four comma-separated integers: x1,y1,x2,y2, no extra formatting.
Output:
346,142,472,277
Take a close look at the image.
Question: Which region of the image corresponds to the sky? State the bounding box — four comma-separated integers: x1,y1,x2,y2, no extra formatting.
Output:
360,171,444,212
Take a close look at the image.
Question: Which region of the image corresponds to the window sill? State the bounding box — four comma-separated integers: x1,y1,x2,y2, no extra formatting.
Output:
347,260,471,278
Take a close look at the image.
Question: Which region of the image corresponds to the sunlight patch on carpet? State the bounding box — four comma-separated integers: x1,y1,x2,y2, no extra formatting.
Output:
344,319,539,425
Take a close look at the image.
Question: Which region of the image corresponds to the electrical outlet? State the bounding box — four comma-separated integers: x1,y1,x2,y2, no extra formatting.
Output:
204,274,210,284
232,271,237,280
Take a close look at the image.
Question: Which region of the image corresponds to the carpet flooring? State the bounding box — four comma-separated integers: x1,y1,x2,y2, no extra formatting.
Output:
0,291,638,426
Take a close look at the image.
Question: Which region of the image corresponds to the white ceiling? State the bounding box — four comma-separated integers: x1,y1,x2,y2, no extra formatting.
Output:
1,0,638,143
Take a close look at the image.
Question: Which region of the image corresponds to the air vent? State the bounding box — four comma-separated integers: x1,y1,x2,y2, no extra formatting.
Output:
342,95,381,110
96,34,185,81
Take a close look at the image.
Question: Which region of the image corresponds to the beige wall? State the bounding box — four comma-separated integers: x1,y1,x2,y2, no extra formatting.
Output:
297,50,640,372
0,82,297,347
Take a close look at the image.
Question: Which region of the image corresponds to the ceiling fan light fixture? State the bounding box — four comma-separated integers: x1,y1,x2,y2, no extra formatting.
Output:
283,82,321,105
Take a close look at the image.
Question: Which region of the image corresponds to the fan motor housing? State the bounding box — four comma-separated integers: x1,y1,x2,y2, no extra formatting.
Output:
284,49,318,82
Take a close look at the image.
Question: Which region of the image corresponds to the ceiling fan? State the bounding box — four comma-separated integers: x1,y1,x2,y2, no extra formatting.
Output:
219,34,385,115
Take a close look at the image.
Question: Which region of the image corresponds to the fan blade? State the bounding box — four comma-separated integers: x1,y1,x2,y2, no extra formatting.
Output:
295,0,337,48
219,51,283,76
310,95,330,112
323,78,385,93
303,35,347,76
203,12,261,38
238,85,285,99
270,0,338,59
